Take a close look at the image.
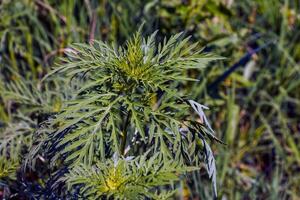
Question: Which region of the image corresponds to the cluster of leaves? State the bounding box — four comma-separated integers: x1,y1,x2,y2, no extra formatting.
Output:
41,31,221,198
65,153,196,199
1,29,221,199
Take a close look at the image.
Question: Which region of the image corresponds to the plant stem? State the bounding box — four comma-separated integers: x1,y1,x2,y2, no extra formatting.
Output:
120,110,131,155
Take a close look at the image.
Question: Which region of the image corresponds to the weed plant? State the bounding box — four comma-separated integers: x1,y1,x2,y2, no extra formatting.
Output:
1,0,299,199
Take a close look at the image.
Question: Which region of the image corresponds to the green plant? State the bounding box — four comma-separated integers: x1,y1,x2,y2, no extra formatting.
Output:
22,30,221,199
1,0,300,199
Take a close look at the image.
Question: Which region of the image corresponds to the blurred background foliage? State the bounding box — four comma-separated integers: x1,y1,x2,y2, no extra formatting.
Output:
0,0,299,199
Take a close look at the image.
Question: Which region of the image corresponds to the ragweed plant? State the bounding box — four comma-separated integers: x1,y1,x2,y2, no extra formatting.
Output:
27,30,222,199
